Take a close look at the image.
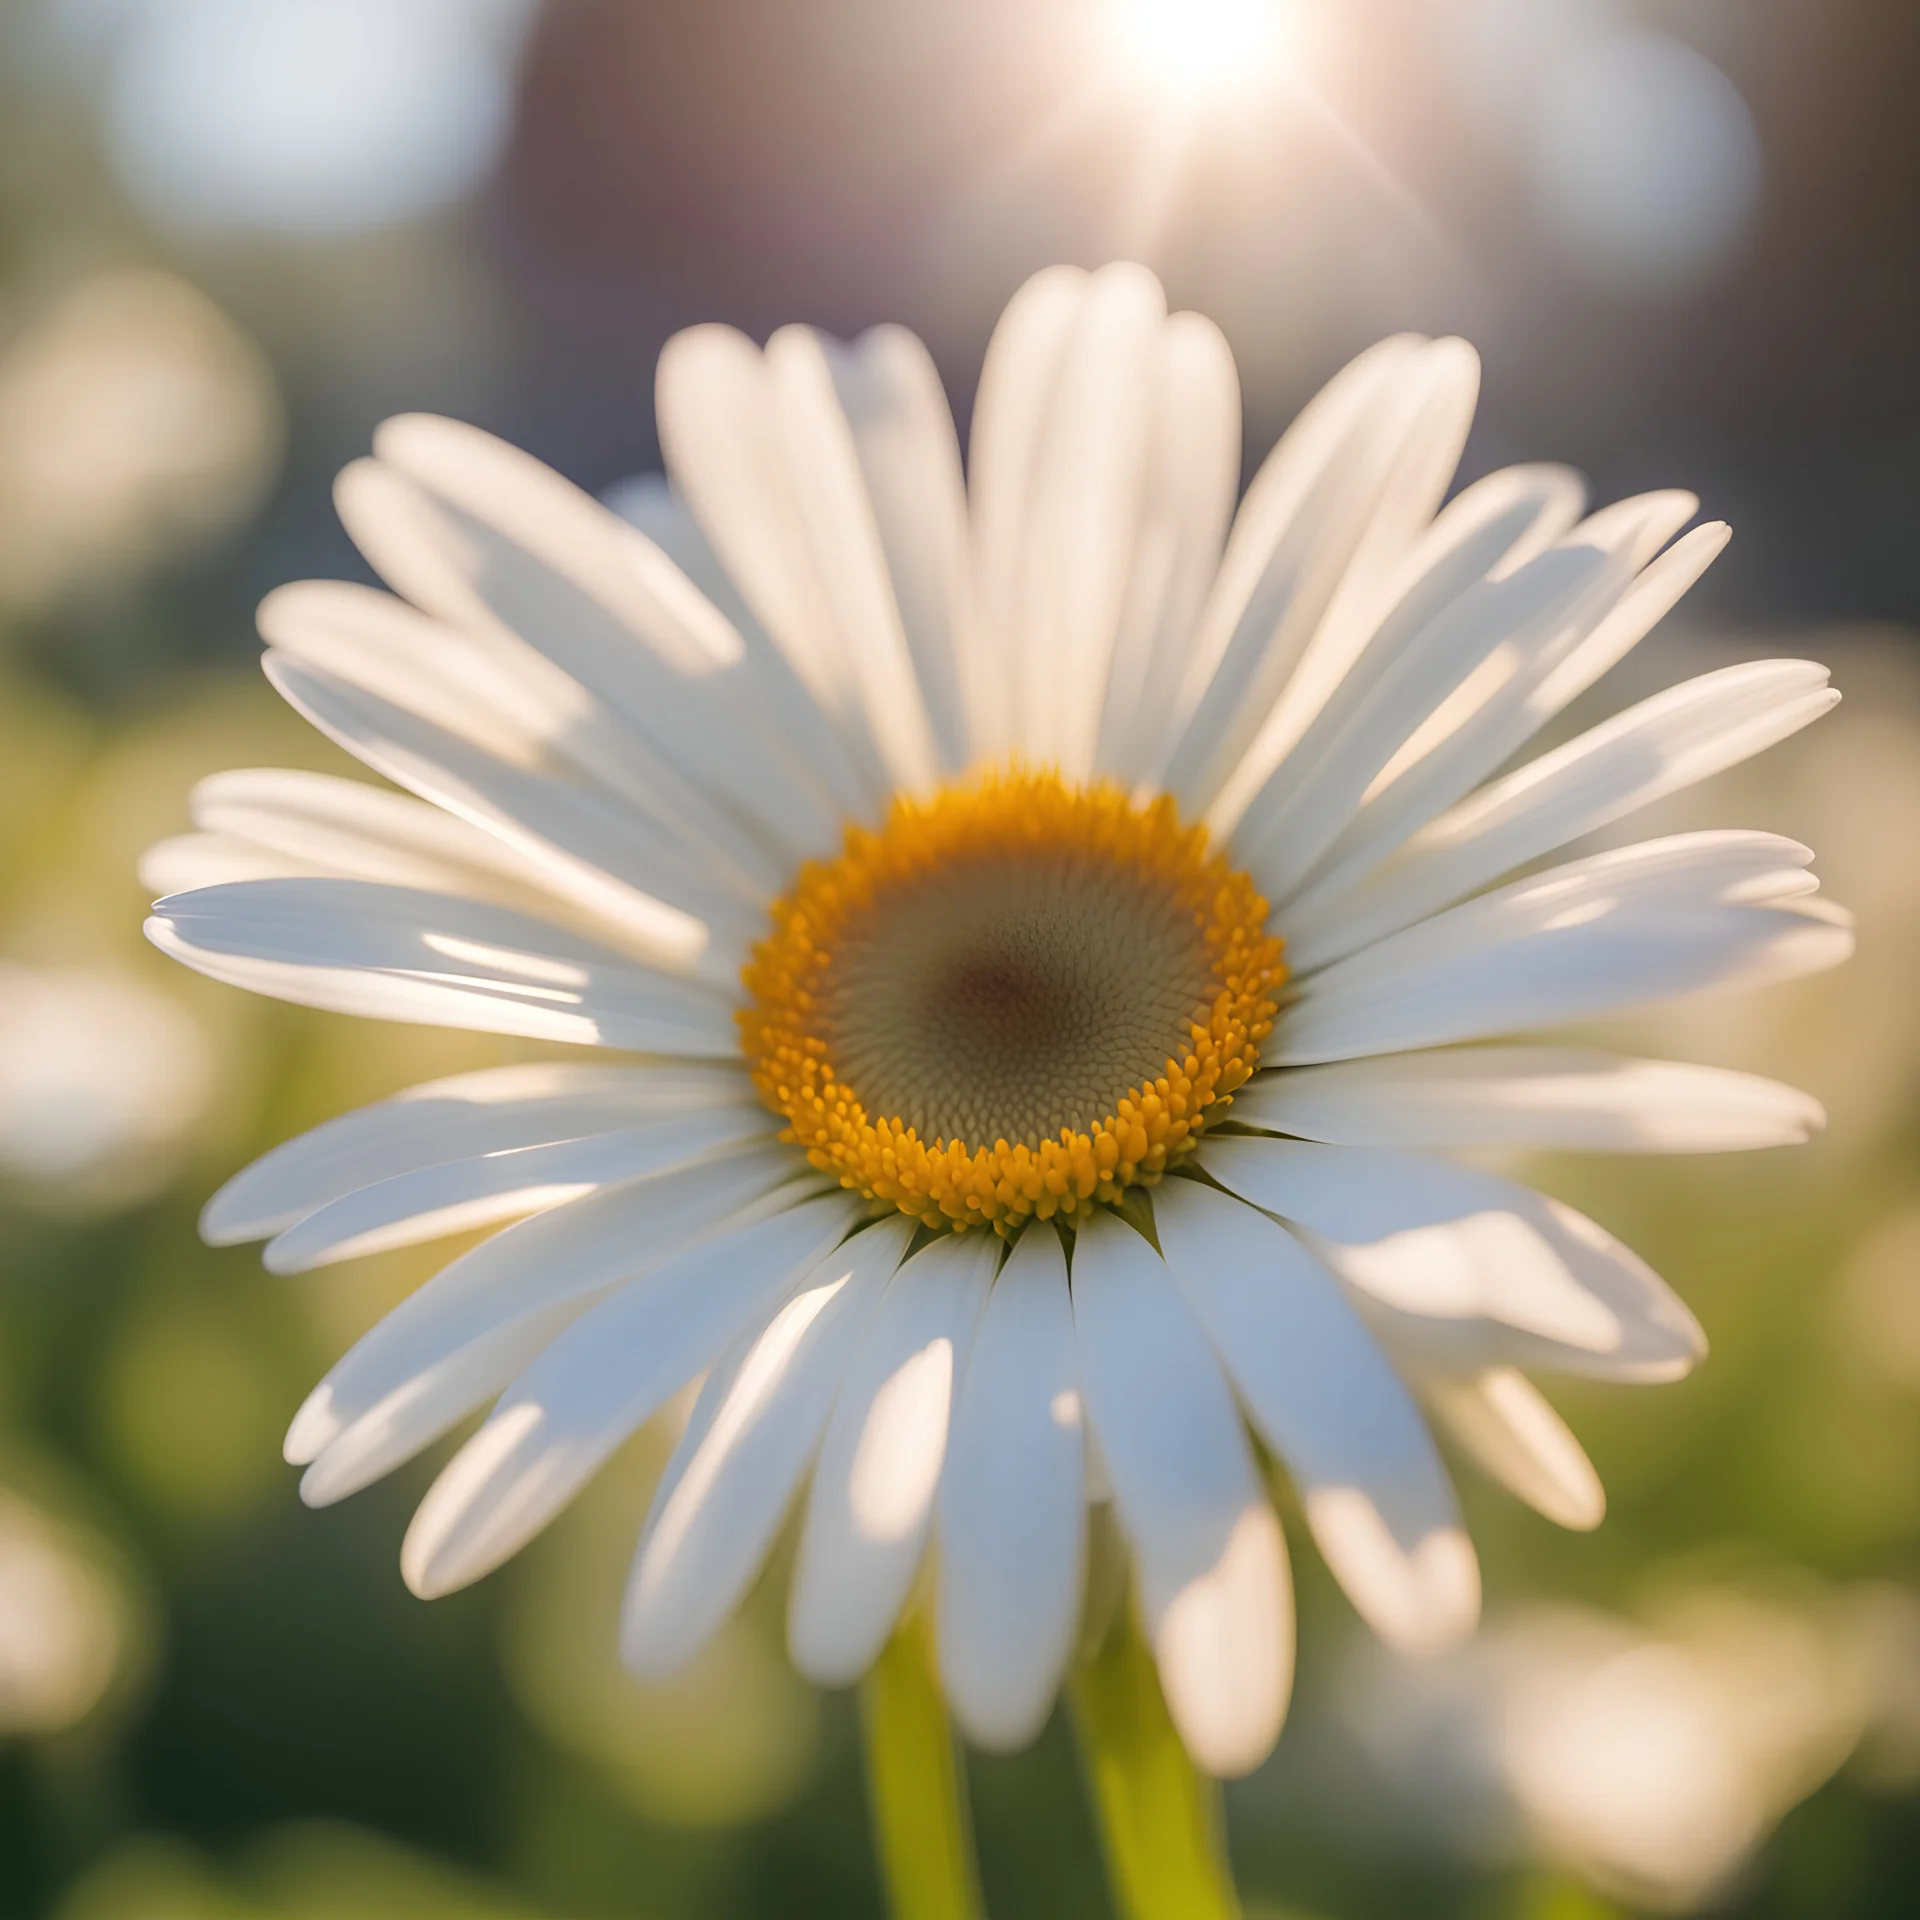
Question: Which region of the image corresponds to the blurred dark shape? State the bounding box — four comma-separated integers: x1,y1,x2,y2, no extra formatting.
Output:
494,0,1920,633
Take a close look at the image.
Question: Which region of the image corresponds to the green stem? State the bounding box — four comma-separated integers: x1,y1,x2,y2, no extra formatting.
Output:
1068,1601,1242,1920
859,1611,984,1920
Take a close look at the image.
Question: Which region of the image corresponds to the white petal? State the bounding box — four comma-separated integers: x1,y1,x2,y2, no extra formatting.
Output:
265,654,750,970
1567,487,1700,576
787,1231,999,1687
1430,462,1589,578
193,767,577,894
1532,518,1727,719
1273,832,1853,1065
654,324,893,808
1286,658,1840,968
1159,337,1478,818
298,1297,587,1510
362,417,844,865
259,574,785,887
652,327,843,705
205,1060,755,1244
153,748,760,967
623,1217,914,1678
283,1143,802,1467
765,325,944,793
1229,1047,1825,1153
1155,335,1417,800
1093,312,1241,787
401,1192,860,1597
262,1107,777,1273
258,577,596,777
966,264,1091,765
936,1225,1086,1750
1206,462,1582,839
297,1177,826,1511
1303,520,1731,893
366,415,734,670
147,879,738,1053
1415,1365,1605,1530
140,831,328,894
1151,1179,1477,1655
816,325,974,775
606,473,877,832
1275,341,1491,732
1007,263,1167,779
168,766,697,961
1231,540,1617,904
1200,1136,1706,1381
1070,1209,1292,1777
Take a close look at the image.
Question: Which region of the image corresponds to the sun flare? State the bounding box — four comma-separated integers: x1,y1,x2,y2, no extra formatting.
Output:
1107,0,1301,104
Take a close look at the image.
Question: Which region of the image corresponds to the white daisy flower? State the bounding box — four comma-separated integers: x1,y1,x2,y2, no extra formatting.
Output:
144,263,1849,1781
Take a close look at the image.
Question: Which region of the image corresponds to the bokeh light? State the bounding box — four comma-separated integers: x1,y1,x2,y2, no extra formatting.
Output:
1337,1578,1881,1911
0,271,281,611
0,1482,135,1737
93,0,537,239
1527,25,1763,292
0,962,212,1195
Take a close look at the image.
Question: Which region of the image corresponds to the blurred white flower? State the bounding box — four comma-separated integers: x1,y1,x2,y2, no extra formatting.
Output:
0,961,213,1195
88,0,538,239
0,269,281,610
1340,1583,1873,1911
0,1485,130,1736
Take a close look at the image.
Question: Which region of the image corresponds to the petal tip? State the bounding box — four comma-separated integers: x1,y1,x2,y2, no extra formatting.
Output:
283,1386,336,1467
197,1183,256,1247
618,1601,692,1685
399,1530,463,1602
297,1457,350,1510
1560,1485,1607,1532
947,1696,1051,1756
259,1235,313,1277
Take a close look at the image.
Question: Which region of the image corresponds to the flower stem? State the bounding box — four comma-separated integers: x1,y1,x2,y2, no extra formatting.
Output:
859,1610,984,1920
1068,1601,1243,1920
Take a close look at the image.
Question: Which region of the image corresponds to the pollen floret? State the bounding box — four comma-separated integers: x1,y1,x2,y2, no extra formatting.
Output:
739,768,1287,1233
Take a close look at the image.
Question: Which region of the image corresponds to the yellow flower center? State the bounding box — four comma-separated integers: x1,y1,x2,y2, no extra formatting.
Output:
739,768,1287,1234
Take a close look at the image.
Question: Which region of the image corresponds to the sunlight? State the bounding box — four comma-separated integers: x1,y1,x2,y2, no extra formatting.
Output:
1106,0,1302,104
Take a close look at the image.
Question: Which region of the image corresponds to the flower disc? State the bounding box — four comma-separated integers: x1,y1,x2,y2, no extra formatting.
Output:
740,769,1287,1232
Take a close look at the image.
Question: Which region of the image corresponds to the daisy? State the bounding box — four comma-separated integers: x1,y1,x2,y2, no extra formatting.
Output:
145,263,1848,1785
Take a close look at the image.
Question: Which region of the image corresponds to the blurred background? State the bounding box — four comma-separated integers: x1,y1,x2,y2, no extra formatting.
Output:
0,0,1916,1915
